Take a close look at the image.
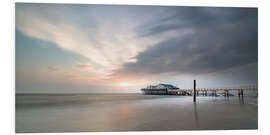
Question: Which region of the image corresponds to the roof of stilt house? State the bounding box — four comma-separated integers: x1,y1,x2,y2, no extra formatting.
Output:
141,83,179,91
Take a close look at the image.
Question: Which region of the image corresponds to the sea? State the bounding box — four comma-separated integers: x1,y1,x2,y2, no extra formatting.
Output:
15,92,258,133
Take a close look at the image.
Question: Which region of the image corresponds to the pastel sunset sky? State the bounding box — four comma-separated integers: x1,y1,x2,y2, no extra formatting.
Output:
15,3,258,93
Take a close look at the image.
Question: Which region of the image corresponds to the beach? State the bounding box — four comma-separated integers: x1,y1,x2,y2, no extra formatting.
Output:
16,94,257,133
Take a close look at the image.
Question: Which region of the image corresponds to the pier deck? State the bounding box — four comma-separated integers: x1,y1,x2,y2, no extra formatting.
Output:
142,85,258,97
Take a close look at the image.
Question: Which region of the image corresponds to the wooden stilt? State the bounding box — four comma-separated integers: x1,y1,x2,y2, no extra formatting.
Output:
193,80,196,102
241,89,244,97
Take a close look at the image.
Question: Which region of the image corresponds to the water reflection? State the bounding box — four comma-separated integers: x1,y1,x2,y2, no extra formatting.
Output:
223,95,245,104
238,97,245,104
223,96,230,103
16,94,257,132
193,103,199,128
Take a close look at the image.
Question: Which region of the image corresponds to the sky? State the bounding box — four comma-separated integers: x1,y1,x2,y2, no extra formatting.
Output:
15,3,258,93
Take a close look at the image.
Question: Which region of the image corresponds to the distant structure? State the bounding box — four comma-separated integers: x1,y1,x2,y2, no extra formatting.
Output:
141,82,257,97
141,83,188,95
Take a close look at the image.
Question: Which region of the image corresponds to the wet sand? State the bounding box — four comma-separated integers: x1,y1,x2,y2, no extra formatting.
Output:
16,94,257,133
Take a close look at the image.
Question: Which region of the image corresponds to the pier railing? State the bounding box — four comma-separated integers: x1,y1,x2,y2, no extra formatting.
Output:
179,85,258,97
142,85,258,97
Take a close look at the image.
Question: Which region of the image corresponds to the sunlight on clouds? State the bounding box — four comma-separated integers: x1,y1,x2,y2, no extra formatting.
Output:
15,4,179,87
119,82,135,87
15,4,258,93
76,63,93,70
16,5,145,81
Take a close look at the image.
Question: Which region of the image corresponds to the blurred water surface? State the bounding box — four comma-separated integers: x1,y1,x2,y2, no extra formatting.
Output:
16,94,257,133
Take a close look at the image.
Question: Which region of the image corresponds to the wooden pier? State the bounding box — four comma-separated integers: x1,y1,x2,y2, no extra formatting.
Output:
176,85,258,97
142,85,258,97
141,82,258,98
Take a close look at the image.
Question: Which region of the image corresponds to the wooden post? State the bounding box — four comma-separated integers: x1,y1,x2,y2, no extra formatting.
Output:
193,80,196,102
241,89,244,97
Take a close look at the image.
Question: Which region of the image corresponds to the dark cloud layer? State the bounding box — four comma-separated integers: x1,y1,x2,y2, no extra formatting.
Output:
115,7,258,79
139,7,257,37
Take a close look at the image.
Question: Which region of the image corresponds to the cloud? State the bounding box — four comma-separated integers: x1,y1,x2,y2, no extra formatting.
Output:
76,64,93,70
47,66,60,71
16,4,258,89
114,7,258,80
137,7,257,38
15,3,158,79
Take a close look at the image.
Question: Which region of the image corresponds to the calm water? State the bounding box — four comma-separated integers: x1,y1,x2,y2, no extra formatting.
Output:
16,93,257,133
